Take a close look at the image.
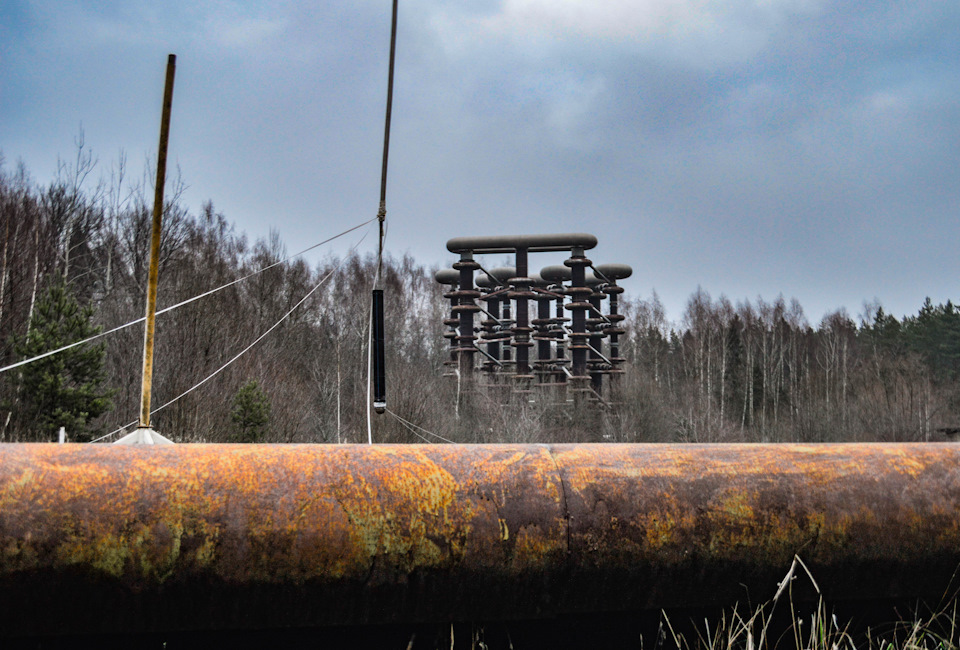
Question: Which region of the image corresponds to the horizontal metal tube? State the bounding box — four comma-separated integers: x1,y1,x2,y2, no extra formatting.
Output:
1,443,959,635
446,233,598,253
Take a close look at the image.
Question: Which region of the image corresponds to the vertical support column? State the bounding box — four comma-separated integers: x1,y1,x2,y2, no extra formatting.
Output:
139,54,177,431
443,288,459,374
564,247,592,399
587,280,606,395
485,267,515,401
476,272,502,375
605,282,626,389
452,253,481,380
538,265,571,392
533,283,552,386
501,298,513,365
554,288,567,377
594,263,632,397
484,293,502,368
510,248,535,395
489,268,515,402
435,269,460,377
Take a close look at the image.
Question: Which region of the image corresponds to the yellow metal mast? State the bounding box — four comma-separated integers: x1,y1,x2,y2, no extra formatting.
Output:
119,54,177,445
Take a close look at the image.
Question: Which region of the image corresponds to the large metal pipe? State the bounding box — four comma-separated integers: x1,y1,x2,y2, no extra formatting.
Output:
1,443,960,636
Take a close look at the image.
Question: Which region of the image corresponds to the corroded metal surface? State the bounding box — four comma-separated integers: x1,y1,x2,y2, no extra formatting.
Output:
552,444,960,611
1,443,959,635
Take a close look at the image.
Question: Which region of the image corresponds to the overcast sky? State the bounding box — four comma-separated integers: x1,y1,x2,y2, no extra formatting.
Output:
2,1,958,326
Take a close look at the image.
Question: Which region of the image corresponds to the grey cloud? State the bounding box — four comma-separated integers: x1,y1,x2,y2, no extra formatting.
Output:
2,0,958,324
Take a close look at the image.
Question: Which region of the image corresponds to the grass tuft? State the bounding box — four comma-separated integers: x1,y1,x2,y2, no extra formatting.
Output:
657,556,960,650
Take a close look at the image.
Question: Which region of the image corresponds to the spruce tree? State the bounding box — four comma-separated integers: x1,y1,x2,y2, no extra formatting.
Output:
15,275,113,441
905,298,960,382
230,381,271,443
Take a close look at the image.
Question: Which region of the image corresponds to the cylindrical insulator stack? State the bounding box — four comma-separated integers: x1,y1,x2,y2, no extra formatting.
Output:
585,271,609,395
435,269,461,377
594,264,632,386
476,267,515,385
491,267,517,372
500,292,517,371
564,247,592,398
501,290,514,367
452,253,481,378
540,265,572,387
529,272,554,387
476,273,500,372
490,268,516,358
509,248,536,395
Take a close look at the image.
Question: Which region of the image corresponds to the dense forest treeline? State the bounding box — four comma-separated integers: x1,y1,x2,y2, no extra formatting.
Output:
1,151,958,443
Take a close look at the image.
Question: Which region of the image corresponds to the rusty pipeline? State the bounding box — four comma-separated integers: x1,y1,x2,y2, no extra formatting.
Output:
1,443,960,636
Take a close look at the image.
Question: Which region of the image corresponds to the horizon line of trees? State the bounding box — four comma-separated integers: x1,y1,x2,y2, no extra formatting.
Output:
1,149,957,443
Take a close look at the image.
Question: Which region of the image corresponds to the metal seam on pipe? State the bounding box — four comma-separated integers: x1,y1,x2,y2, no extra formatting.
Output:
1,443,960,636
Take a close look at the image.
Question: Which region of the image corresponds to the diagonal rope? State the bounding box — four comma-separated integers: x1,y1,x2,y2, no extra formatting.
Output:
89,228,371,443
89,418,138,443
0,217,376,376
386,409,439,443
385,407,455,444
388,415,435,444
148,230,370,420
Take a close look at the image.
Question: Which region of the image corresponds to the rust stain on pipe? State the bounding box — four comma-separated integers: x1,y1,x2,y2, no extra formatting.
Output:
552,444,960,612
0,443,959,635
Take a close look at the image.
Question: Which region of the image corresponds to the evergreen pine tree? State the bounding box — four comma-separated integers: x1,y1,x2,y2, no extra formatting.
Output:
724,315,746,415
15,275,113,441
904,298,960,382
230,380,271,443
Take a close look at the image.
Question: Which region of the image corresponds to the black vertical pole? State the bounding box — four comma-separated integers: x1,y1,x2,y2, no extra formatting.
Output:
372,0,398,421
513,247,532,380
372,289,386,413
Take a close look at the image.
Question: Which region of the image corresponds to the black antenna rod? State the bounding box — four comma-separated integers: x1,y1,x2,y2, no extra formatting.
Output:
370,0,399,426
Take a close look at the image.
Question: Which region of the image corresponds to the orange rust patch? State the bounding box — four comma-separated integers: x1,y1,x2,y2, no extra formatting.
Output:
1,442,960,634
